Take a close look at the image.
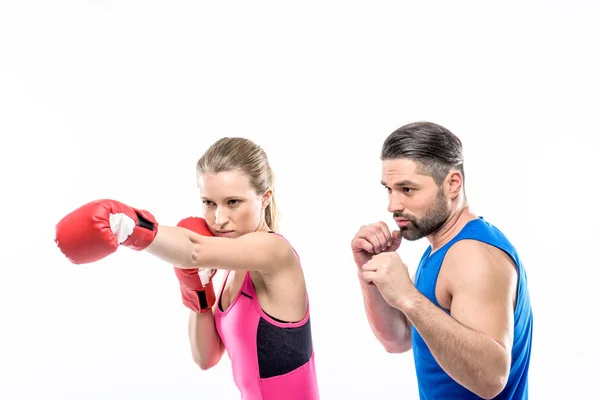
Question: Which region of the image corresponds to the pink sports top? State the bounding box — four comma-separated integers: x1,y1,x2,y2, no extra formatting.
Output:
213,236,320,400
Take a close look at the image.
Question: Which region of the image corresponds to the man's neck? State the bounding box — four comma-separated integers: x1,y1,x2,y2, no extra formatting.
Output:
427,201,478,253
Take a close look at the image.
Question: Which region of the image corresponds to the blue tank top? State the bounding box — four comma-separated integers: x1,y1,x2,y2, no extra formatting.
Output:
412,217,533,399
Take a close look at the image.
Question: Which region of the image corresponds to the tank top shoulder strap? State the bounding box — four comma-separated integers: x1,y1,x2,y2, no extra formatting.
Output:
426,218,487,261
268,231,300,261
453,218,519,262
268,231,310,312
225,232,301,300
245,231,310,314
447,218,481,245
241,270,257,297
217,269,232,300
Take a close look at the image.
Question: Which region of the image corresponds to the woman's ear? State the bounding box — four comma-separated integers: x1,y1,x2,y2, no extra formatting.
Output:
262,189,273,209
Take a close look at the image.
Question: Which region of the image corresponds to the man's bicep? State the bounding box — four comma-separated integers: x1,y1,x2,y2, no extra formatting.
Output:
446,242,516,351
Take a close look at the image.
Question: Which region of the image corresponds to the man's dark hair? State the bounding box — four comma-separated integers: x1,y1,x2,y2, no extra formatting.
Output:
381,121,465,186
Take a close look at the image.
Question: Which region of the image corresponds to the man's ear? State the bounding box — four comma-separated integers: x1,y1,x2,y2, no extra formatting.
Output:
446,170,463,199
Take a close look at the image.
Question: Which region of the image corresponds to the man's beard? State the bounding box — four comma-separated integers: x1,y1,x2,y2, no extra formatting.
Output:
394,189,450,241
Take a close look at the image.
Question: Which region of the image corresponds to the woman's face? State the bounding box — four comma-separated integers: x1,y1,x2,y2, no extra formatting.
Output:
197,170,270,238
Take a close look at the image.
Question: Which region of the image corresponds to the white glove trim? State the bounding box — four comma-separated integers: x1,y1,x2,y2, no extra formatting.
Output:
109,213,135,244
199,269,215,286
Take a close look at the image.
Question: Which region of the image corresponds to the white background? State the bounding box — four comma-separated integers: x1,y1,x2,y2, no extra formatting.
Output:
1,1,598,399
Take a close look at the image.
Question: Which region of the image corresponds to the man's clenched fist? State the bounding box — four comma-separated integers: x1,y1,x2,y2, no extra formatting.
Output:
360,251,414,309
351,221,402,268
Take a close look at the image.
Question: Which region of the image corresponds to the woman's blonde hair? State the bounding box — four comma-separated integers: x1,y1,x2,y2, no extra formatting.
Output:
196,137,279,232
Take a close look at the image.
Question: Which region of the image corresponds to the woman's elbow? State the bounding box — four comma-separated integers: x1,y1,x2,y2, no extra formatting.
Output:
195,359,216,371
191,345,224,371
192,354,219,371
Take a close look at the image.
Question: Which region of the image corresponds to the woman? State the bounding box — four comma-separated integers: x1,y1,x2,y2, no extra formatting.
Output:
54,137,320,400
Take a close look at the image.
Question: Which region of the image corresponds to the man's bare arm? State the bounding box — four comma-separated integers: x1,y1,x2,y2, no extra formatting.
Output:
353,223,411,353
359,270,415,353
397,241,516,399
359,276,412,353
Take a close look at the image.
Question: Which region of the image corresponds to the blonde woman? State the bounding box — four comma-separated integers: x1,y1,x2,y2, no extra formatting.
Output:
55,137,320,400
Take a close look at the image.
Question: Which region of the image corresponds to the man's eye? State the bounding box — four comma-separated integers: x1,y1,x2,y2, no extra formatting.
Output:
403,188,413,194
228,200,239,206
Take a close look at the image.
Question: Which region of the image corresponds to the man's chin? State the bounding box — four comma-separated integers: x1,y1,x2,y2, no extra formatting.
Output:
399,228,423,241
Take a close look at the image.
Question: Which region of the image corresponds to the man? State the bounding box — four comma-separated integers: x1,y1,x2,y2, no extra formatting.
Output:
352,121,533,399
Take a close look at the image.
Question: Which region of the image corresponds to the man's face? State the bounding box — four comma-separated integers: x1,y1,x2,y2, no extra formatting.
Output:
381,158,451,240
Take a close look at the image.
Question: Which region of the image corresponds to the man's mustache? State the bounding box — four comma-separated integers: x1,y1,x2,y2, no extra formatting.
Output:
393,212,415,222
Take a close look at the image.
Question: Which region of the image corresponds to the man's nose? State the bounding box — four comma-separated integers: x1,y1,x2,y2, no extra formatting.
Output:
388,192,405,214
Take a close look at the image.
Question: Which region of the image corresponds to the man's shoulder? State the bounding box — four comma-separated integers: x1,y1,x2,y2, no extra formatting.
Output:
452,217,518,253
444,238,490,264
443,238,517,284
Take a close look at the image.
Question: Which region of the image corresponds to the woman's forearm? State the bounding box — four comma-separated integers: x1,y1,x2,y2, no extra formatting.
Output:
187,310,225,370
145,226,198,268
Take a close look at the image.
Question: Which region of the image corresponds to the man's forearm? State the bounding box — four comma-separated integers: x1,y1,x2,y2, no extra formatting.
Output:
359,277,411,353
398,288,510,398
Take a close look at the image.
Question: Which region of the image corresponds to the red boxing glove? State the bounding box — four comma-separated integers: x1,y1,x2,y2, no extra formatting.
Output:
55,199,158,264
174,217,217,313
